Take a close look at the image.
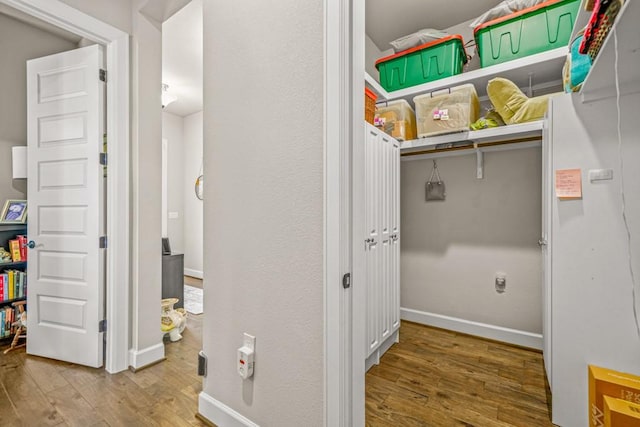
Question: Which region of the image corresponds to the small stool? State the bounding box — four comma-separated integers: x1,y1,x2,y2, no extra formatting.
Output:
4,300,27,354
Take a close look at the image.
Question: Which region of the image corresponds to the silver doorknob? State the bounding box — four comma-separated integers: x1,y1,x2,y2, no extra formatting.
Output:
26,240,36,249
538,238,547,247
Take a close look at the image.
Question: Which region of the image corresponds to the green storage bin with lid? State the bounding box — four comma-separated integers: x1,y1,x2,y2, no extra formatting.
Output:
474,0,581,68
375,35,468,92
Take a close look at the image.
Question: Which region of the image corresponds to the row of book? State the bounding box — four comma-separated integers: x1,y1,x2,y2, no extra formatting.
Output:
1,305,18,338
0,270,27,302
7,235,27,262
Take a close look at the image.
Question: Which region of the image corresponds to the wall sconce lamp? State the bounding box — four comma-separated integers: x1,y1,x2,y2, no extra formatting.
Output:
162,83,177,108
12,146,27,179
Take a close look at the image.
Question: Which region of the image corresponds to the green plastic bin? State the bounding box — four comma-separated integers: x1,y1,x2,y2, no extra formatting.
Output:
474,0,580,68
375,35,468,92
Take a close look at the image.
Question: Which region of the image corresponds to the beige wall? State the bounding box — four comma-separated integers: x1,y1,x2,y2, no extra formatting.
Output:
0,13,78,203
183,111,202,277
401,148,542,333
162,111,185,254
201,0,324,424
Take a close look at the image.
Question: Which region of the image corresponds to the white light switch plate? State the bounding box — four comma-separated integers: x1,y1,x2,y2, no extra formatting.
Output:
589,169,613,182
243,333,255,351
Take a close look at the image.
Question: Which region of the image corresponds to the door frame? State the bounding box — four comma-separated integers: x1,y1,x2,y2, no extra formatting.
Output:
324,0,365,424
0,0,130,373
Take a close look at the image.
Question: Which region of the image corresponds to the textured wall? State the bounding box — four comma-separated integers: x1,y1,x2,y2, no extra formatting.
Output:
58,0,132,33
129,0,163,354
201,0,325,424
550,93,640,427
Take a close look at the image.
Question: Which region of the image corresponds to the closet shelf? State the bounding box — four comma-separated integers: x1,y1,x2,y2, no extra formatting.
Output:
365,47,566,103
578,0,640,103
400,121,543,160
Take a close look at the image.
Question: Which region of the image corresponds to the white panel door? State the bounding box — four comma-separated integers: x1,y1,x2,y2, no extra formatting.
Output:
365,124,380,356
27,45,105,367
390,138,400,332
380,131,391,342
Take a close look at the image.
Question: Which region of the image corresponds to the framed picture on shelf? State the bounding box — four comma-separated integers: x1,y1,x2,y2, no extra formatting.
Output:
0,200,27,224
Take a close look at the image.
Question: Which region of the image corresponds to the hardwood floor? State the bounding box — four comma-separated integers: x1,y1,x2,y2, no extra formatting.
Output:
366,321,554,427
184,276,203,289
1,309,551,426
0,314,208,427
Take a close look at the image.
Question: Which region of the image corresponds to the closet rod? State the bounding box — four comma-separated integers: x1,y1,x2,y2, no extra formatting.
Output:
401,136,542,158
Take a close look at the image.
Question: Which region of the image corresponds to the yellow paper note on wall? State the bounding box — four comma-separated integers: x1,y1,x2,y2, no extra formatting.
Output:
556,169,582,199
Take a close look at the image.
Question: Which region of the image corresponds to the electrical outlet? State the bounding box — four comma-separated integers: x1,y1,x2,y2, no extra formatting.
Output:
495,273,506,293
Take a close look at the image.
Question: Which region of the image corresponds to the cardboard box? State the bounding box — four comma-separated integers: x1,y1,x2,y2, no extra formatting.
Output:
604,396,640,427
590,365,640,427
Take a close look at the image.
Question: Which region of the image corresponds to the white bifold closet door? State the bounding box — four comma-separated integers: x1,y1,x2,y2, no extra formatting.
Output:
364,123,400,359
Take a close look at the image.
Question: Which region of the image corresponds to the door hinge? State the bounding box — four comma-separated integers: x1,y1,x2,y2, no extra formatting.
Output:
99,69,107,82
342,273,351,289
99,236,108,248
198,350,207,377
99,319,107,332
100,152,108,165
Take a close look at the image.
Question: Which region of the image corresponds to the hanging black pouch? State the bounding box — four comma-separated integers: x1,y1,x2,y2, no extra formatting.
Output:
425,160,445,201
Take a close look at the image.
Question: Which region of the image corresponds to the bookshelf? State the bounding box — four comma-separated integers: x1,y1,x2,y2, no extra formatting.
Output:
0,223,28,342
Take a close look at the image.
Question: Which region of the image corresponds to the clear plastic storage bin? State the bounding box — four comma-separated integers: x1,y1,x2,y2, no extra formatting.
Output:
374,99,417,141
413,84,480,138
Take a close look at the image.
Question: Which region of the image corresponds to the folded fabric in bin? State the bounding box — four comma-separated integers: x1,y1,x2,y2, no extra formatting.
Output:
469,0,549,28
487,77,552,124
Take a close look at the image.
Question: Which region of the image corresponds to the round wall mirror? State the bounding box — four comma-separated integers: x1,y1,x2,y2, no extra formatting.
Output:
195,175,203,200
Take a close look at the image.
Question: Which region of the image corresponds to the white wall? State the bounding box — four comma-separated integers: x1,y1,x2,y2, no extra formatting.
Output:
364,33,382,80
162,111,185,254
401,148,542,334
183,111,203,277
58,0,132,33
129,0,164,359
550,93,640,427
200,0,324,425
0,13,78,203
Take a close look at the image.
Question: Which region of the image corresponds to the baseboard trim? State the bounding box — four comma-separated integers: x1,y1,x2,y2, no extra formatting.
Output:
128,343,165,370
400,308,543,350
198,392,259,427
184,268,203,279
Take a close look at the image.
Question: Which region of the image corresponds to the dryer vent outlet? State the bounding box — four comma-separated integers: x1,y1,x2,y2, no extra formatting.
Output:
495,273,506,293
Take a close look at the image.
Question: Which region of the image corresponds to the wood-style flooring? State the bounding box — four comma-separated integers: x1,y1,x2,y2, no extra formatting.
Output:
0,295,208,426
366,321,554,427
184,276,203,289
2,284,552,427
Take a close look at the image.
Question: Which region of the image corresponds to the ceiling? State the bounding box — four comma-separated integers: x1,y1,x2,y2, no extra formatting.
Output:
162,0,203,117
366,0,503,51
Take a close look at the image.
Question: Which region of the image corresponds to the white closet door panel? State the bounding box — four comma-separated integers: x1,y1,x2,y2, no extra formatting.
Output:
380,132,391,341
391,139,400,331
363,123,401,358
365,125,380,355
